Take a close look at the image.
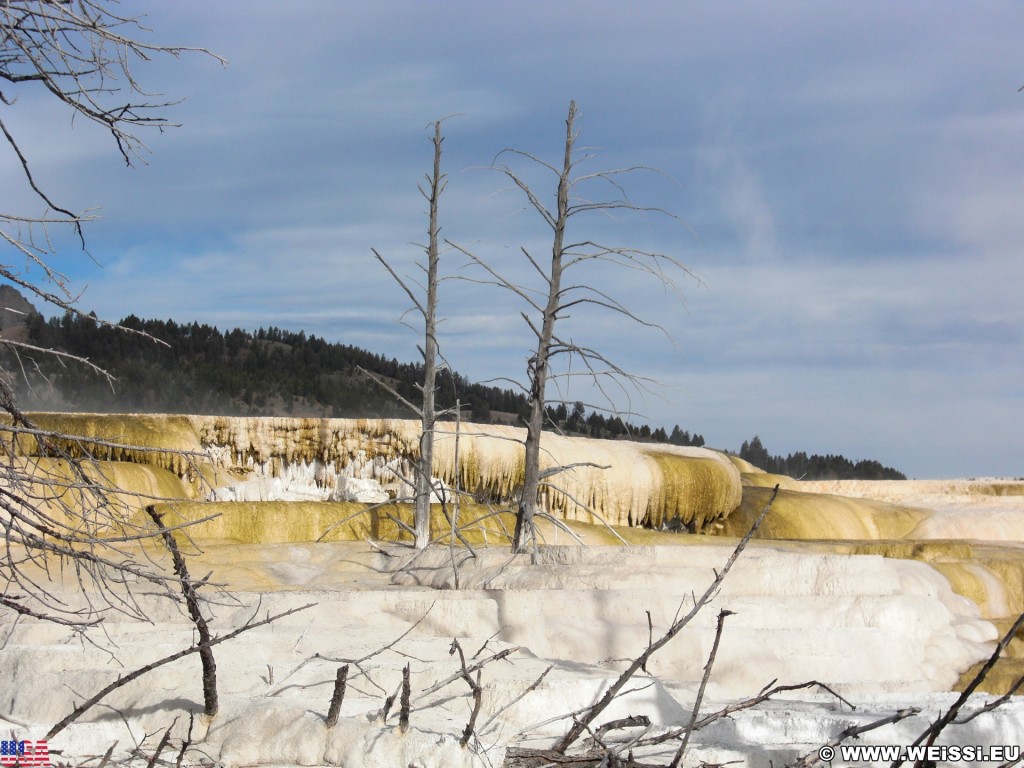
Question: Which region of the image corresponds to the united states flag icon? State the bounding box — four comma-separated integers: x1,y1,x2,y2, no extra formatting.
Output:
0,740,50,767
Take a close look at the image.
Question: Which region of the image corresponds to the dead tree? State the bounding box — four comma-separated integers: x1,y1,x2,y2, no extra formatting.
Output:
450,101,695,553
370,119,450,549
147,506,219,717
46,602,315,740
0,1,221,624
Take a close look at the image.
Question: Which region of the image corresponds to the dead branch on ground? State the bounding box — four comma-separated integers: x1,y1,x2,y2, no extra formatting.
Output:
617,680,854,750
46,601,315,739
892,609,1024,768
552,485,779,755
788,708,921,768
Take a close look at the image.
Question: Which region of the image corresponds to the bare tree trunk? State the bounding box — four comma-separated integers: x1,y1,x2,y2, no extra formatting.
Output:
448,100,694,553
372,120,448,550
414,121,443,549
146,506,218,717
512,102,576,554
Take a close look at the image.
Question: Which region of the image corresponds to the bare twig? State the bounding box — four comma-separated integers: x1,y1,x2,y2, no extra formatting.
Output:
461,669,483,748
893,610,1024,768
789,708,920,768
274,604,436,700
96,742,117,768
46,602,315,739
481,664,554,738
174,713,194,768
420,644,520,698
1,3,223,627
537,481,628,545
670,608,733,767
593,715,651,745
144,724,173,768
553,485,779,754
443,638,488,747
953,673,1024,725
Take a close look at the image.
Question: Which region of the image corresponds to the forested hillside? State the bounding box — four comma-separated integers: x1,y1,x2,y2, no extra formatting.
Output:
9,311,707,445
1,306,904,479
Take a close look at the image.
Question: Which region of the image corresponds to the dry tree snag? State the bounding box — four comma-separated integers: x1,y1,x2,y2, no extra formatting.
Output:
46,602,315,739
325,664,349,728
399,663,412,732
147,505,218,717
449,100,695,554
369,118,451,550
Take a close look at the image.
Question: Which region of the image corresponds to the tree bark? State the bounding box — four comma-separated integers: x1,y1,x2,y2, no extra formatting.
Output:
146,506,218,717
414,121,444,549
512,101,576,554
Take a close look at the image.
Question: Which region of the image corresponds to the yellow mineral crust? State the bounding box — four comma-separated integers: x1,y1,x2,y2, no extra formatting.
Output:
721,485,929,541
189,418,742,529
8,414,743,532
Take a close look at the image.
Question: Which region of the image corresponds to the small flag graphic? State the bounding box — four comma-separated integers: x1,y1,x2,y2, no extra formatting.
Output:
0,740,51,767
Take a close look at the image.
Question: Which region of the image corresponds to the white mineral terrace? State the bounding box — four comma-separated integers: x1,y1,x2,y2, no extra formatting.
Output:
2,540,1022,767
3,415,1023,766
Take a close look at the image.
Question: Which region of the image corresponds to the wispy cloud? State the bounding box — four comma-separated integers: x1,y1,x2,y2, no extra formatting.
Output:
5,0,1023,477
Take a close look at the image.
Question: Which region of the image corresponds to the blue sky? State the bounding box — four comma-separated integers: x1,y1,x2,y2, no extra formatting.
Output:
3,2,1023,478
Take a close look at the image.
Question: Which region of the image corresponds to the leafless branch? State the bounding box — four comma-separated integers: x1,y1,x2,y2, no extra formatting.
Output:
553,485,779,753
480,663,554,738
789,708,921,768
892,609,1024,768
461,669,483,747
669,608,734,767
146,506,218,717
537,480,628,545
419,643,520,699
45,601,316,739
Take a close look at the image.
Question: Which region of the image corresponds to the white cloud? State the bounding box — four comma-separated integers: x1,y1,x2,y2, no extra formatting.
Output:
6,0,1024,477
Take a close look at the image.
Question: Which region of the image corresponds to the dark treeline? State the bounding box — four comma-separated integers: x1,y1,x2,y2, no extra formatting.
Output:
10,311,706,446
738,435,906,481
5,310,905,479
